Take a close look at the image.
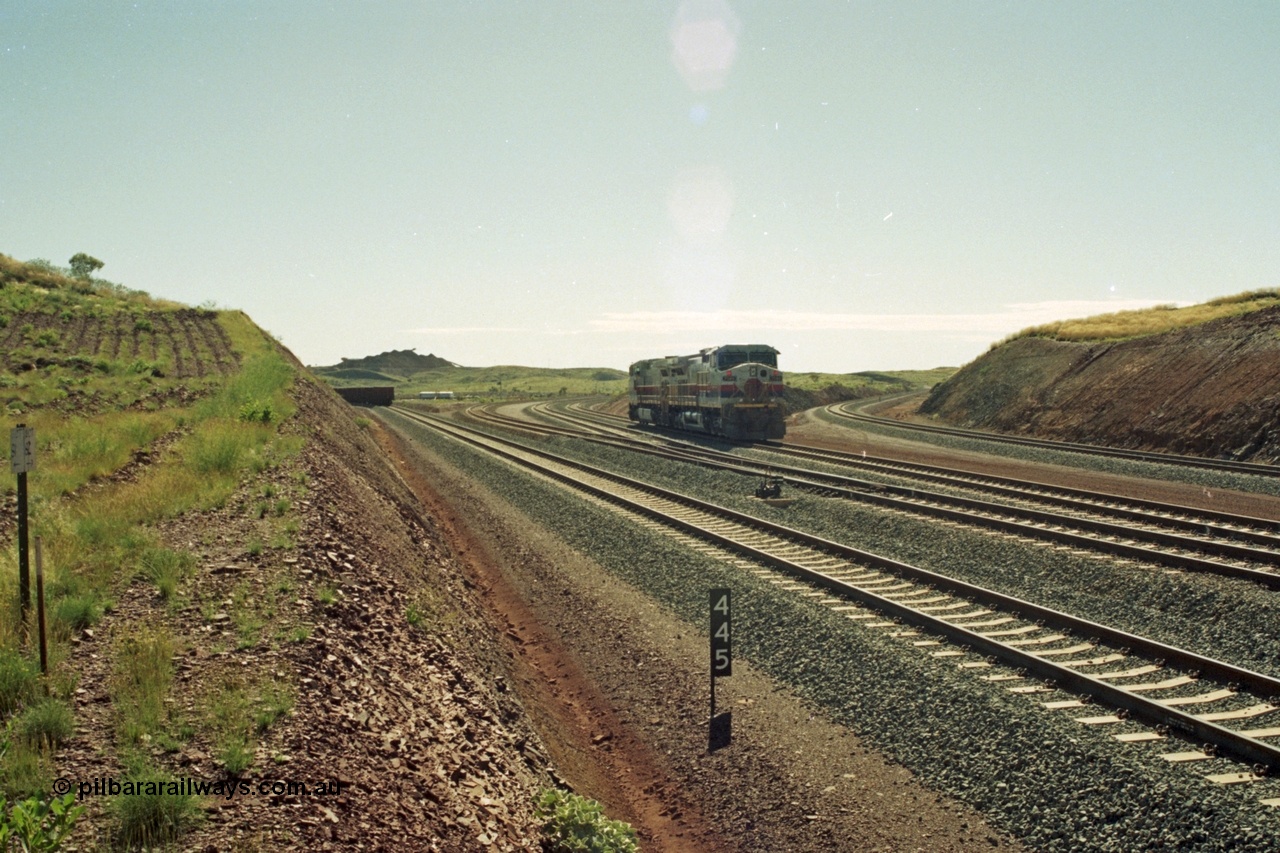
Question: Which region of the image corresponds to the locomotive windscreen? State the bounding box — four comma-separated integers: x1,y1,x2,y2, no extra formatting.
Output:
715,350,778,370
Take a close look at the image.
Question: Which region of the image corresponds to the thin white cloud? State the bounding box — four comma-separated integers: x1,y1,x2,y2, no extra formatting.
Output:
588,300,1176,335
405,326,527,335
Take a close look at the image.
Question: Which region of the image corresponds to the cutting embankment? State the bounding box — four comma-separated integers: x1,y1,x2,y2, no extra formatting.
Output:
919,291,1280,462
0,255,565,850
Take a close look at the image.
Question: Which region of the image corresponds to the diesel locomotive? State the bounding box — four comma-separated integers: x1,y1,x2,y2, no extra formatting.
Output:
627,344,786,440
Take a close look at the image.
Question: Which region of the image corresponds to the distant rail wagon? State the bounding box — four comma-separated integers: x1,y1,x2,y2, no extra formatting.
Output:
335,386,395,406
417,391,455,399
628,344,786,441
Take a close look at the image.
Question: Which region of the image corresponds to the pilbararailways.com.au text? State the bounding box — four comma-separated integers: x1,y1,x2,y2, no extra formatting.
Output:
53,776,343,801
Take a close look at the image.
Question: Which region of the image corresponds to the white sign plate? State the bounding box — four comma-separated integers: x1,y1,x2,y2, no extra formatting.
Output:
10,426,34,474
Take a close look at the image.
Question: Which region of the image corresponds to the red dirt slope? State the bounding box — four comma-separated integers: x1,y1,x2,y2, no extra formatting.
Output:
919,305,1280,462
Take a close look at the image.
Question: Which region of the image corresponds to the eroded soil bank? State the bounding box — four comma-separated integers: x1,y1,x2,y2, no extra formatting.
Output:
919,305,1280,462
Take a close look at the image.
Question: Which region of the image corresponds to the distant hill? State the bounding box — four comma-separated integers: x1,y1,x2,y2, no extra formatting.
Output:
783,368,955,411
919,292,1280,462
322,349,458,374
311,350,627,399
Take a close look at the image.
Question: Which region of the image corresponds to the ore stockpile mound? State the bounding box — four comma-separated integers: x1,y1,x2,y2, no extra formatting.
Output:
920,303,1280,462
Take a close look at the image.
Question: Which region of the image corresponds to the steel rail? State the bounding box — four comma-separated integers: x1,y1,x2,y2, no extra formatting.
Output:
758,440,1280,541
383,405,1280,771
830,402,1280,478
556,405,1280,537
448,405,1280,586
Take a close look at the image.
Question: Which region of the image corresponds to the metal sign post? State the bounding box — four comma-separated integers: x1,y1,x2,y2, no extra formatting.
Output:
35,537,47,675
10,425,35,622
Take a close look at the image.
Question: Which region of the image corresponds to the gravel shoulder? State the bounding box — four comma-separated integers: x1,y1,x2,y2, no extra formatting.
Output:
377,409,1023,852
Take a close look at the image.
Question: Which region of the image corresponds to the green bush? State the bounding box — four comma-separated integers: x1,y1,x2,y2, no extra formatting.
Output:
140,547,192,600
237,400,274,424
15,700,74,750
536,789,639,853
188,429,245,475
0,649,39,716
0,793,84,852
108,767,199,848
53,595,101,632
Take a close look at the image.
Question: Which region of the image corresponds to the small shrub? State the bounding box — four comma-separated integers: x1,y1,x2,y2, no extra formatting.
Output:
254,683,293,733
53,595,101,632
110,625,175,746
0,649,39,716
140,547,193,600
108,767,200,848
237,400,274,424
316,585,337,606
218,738,253,775
188,429,244,475
535,789,639,853
15,699,74,750
0,792,84,851
0,740,50,801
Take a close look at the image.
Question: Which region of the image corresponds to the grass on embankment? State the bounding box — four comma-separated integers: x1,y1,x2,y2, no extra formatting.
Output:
1003,288,1280,345
0,265,305,844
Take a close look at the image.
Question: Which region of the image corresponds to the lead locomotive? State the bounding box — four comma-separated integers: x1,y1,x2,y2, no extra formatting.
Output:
627,344,786,440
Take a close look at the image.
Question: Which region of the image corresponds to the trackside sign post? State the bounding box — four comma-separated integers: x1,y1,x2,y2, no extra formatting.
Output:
11,425,34,622
709,588,731,722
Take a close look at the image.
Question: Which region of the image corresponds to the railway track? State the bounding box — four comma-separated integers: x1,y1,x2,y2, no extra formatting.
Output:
383,405,1280,798
452,403,1280,589
830,399,1280,479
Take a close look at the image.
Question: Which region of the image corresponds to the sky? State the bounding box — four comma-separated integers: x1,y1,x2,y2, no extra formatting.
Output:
3,2,1278,373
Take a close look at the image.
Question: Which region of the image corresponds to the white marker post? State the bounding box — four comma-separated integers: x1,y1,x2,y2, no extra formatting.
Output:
709,588,731,720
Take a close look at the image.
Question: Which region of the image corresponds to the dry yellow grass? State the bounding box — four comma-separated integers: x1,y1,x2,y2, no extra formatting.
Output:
1007,289,1280,344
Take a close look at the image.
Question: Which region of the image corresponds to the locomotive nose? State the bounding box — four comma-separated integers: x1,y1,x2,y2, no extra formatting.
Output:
744,377,764,401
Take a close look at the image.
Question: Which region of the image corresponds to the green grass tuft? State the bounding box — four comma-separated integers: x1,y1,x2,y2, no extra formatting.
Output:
108,765,201,848
16,698,75,749
0,649,39,716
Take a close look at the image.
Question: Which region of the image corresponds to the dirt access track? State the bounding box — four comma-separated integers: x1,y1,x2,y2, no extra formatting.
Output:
367,411,1021,852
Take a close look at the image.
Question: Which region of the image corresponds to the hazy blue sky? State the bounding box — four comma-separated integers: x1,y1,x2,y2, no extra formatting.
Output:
4,2,1277,372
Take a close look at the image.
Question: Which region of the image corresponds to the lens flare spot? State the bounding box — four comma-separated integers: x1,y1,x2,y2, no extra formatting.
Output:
669,0,741,93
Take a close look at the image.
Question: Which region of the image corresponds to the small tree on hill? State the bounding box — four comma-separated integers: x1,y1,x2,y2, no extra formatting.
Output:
68,253,103,280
